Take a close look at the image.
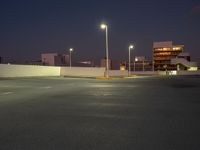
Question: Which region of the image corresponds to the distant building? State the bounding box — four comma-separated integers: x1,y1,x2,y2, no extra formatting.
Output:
121,56,152,71
100,59,121,70
41,53,69,66
134,56,152,71
177,52,190,61
171,52,198,71
111,60,121,70
122,56,152,71
0,56,2,64
153,41,183,70
100,58,112,69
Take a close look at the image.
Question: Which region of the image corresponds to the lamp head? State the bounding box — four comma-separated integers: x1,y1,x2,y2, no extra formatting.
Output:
101,24,107,29
69,48,73,52
129,45,134,49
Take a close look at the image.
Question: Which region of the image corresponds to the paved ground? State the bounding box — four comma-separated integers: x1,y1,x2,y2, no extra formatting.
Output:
0,76,200,150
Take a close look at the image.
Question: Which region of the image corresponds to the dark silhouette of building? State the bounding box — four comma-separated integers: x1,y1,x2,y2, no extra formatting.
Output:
41,53,69,66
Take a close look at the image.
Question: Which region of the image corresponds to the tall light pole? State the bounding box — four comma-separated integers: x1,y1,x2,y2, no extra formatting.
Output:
69,48,73,68
128,45,134,76
100,24,109,78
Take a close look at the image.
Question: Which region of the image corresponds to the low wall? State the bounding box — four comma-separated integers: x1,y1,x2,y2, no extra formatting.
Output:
109,71,166,76
109,70,128,76
0,64,60,77
131,71,161,76
1,64,199,78
60,67,105,77
132,70,200,76
177,70,200,75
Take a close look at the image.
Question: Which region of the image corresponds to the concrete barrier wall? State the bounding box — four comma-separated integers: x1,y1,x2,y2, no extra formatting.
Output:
60,67,105,77
1,64,199,78
109,71,166,76
131,71,200,76
109,70,128,76
0,64,60,77
131,71,161,76
177,70,200,75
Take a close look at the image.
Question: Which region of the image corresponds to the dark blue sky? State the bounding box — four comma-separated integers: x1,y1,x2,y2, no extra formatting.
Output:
0,0,200,63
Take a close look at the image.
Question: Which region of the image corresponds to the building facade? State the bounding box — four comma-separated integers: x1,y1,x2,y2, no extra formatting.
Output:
41,53,69,66
134,56,152,71
171,52,198,71
153,41,183,71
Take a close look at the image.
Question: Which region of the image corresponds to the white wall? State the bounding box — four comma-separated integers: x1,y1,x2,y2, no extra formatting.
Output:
0,64,60,77
108,70,167,77
1,64,199,78
108,71,163,77
177,70,200,75
131,71,160,76
109,70,128,76
131,71,200,76
60,67,105,77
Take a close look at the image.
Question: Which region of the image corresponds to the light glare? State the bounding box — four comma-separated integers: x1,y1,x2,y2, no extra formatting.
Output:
129,45,134,49
101,24,107,29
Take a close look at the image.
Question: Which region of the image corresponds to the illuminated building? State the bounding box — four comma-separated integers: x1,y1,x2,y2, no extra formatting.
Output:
171,52,198,71
153,41,183,70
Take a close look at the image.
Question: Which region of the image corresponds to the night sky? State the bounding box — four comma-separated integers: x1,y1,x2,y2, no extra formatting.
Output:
0,0,200,64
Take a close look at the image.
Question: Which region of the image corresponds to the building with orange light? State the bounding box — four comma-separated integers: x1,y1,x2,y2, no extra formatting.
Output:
153,41,183,71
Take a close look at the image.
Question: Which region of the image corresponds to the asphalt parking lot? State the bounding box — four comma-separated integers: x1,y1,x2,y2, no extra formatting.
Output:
0,76,200,150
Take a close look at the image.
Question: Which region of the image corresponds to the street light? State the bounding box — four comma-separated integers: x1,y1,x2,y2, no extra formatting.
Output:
134,57,138,72
100,23,109,78
128,44,134,76
69,48,73,68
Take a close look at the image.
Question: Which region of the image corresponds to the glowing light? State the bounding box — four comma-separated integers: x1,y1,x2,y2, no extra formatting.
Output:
101,24,107,29
169,71,177,75
129,45,134,49
135,58,138,62
188,67,198,71
163,48,171,51
120,66,126,71
69,48,73,52
79,61,92,65
173,47,181,50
